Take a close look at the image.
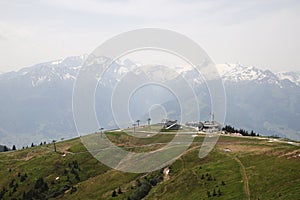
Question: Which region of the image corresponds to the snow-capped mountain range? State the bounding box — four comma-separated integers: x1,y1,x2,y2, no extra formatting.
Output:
0,56,85,86
276,71,300,86
1,57,299,87
0,55,299,147
216,63,300,86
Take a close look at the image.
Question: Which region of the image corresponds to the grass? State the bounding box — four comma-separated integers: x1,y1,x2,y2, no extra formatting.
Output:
0,131,299,199
145,149,245,200
106,131,175,147
240,154,300,199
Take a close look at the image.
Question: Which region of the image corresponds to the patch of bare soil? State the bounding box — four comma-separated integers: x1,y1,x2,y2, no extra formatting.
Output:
217,144,271,154
279,149,300,159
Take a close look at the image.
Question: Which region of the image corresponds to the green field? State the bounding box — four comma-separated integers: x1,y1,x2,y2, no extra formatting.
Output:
0,130,299,200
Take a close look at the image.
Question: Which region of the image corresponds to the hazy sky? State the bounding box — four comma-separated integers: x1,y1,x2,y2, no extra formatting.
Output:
0,0,299,72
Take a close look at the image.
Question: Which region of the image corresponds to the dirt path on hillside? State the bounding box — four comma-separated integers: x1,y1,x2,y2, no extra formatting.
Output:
234,156,250,200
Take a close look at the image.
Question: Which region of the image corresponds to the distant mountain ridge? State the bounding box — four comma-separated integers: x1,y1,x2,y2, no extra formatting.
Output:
1,57,299,89
276,71,300,86
0,56,299,147
216,63,300,86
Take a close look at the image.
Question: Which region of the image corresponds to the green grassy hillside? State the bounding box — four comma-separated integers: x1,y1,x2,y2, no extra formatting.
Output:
0,131,299,200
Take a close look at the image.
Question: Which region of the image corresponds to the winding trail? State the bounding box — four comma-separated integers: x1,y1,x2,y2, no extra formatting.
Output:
234,156,250,200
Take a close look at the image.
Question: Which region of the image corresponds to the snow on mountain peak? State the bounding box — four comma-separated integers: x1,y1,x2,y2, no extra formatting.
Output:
1,55,299,88
51,59,64,65
215,63,238,76
215,63,282,85
276,71,300,85
0,55,85,87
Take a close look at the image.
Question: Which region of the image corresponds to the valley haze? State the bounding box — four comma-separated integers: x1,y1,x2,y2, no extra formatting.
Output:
0,55,299,148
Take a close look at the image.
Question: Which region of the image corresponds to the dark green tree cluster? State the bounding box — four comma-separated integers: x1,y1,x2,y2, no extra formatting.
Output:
111,186,123,197
68,160,80,181
221,180,225,186
111,171,164,199
0,144,17,152
199,168,225,198
0,171,29,199
127,173,163,200
3,145,10,152
39,141,47,146
127,180,151,200
1,145,10,152
70,186,77,194
0,187,7,199
20,141,47,149
1,141,51,152
44,160,81,198
68,160,80,170
35,177,49,191
112,190,117,197
207,188,222,198
223,125,259,137
201,173,216,182
22,177,49,200
9,179,18,193
18,172,28,182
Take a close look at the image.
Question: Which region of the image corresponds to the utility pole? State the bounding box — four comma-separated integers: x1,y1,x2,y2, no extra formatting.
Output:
99,127,104,138
162,119,166,128
147,118,151,130
208,112,215,124
132,123,137,134
52,140,57,152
